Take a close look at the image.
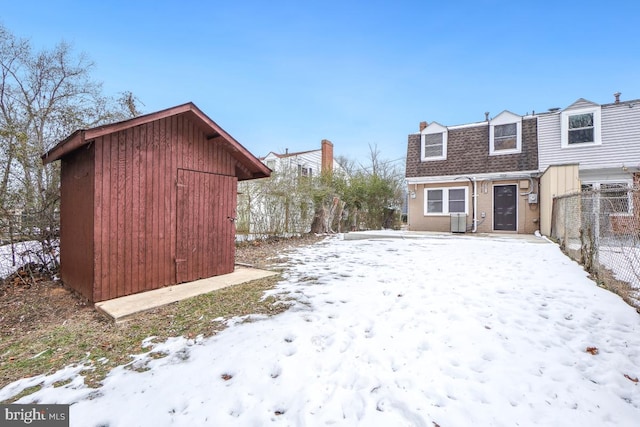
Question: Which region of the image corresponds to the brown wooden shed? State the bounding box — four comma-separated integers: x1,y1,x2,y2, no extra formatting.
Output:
42,103,270,302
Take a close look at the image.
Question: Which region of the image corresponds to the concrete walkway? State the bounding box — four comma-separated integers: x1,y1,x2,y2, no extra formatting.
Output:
95,266,279,322
343,229,550,244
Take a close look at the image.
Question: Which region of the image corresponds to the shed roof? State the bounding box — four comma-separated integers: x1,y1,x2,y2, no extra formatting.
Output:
42,102,270,181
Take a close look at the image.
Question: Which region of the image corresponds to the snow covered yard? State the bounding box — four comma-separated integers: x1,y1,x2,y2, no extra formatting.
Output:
2,234,640,426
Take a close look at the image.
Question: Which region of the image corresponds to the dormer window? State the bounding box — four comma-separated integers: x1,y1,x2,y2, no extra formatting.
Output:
424,133,444,157
489,111,521,155
561,106,601,147
421,123,447,161
494,124,517,150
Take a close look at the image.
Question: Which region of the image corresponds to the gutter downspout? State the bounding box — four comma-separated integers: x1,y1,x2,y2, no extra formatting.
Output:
455,176,478,233
472,177,478,232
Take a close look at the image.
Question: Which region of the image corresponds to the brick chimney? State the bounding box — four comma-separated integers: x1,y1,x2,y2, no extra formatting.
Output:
614,92,621,104
321,139,333,174
419,121,428,132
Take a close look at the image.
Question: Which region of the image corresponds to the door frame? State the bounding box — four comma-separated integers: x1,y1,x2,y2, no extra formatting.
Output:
493,183,518,232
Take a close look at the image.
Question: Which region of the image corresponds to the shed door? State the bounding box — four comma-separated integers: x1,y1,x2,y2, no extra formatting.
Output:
494,185,517,231
176,169,237,284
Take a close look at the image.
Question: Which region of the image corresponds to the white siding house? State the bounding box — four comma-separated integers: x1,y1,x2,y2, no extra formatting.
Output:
236,140,343,238
538,97,640,183
261,139,342,177
537,95,640,237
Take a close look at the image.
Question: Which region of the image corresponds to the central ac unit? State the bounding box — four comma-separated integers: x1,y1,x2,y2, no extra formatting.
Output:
450,213,467,233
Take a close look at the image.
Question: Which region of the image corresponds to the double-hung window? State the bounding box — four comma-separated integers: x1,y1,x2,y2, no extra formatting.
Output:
489,112,521,155
421,123,447,161
568,113,594,144
493,123,517,150
424,133,444,157
425,187,467,215
561,107,601,147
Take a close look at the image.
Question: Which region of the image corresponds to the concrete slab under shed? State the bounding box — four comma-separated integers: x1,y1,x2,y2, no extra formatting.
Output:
95,266,279,322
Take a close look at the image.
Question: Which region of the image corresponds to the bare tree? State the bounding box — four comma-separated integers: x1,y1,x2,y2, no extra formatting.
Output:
237,159,316,238
1,25,140,212
0,25,141,275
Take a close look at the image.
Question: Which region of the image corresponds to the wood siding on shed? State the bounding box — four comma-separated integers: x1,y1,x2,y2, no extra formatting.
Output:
60,147,95,300
91,114,236,301
176,170,236,284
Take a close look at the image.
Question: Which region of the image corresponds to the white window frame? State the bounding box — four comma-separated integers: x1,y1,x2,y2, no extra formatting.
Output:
420,123,447,161
561,107,602,148
297,164,313,179
266,159,276,170
489,113,522,155
424,186,468,216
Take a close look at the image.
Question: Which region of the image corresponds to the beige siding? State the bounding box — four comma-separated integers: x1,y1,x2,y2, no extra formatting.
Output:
476,179,539,234
539,164,580,236
519,182,541,234
408,179,539,234
407,182,472,232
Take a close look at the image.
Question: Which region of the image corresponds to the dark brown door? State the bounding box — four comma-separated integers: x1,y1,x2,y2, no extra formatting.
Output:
176,169,237,284
494,185,517,231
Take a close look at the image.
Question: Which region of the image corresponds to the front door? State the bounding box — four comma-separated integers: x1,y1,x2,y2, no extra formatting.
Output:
176,169,237,284
494,185,517,231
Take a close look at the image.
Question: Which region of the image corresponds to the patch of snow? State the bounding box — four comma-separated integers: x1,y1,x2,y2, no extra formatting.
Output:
2,235,640,426
0,241,43,279
600,245,640,291
0,239,59,279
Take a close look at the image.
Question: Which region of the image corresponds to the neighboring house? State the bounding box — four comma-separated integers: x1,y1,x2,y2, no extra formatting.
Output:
237,139,343,237
261,139,340,177
405,111,540,234
538,94,640,236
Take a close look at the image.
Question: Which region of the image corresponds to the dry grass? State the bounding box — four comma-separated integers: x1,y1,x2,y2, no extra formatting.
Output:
594,266,640,312
0,234,325,402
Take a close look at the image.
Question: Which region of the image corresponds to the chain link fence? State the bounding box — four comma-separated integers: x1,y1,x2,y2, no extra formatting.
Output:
551,186,640,310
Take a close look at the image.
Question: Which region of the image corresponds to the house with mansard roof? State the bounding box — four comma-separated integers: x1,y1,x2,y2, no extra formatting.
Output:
405,110,540,234
405,92,640,237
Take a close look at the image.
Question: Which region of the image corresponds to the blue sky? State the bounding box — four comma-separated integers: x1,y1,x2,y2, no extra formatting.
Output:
2,1,639,165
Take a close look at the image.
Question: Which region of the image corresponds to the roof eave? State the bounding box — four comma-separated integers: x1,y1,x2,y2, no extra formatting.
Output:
185,105,270,180
41,102,271,179
42,130,85,165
